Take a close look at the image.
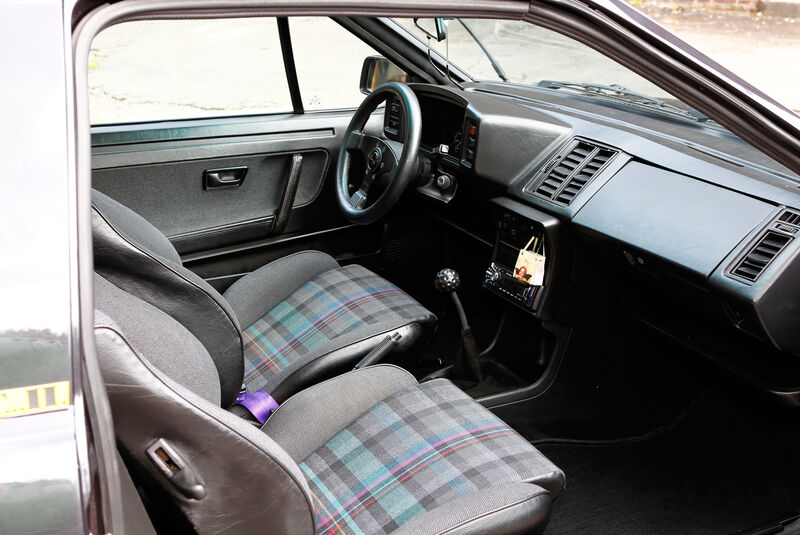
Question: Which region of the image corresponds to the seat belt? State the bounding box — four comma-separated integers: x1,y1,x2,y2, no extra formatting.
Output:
232,386,278,425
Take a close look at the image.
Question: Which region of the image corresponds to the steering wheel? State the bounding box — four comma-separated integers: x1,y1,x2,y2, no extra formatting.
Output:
336,82,421,225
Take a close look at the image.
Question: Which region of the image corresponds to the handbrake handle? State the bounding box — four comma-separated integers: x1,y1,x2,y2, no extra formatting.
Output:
354,332,402,370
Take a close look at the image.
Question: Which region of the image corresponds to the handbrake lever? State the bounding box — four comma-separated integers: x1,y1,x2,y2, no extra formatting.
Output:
354,332,402,370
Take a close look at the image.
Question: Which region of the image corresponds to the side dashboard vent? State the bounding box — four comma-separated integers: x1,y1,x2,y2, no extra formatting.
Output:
528,139,617,205
731,231,792,282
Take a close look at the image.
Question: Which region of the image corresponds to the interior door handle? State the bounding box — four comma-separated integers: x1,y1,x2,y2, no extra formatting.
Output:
203,166,247,190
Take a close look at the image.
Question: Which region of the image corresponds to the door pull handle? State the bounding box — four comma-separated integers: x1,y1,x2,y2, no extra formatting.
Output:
203,166,248,189
273,154,303,235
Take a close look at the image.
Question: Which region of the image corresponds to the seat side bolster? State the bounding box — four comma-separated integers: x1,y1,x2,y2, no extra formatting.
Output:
223,250,340,328
392,483,552,535
527,469,567,498
95,325,316,535
92,189,182,265
263,364,418,462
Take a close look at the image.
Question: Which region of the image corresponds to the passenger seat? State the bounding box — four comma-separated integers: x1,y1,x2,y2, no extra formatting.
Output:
94,273,564,534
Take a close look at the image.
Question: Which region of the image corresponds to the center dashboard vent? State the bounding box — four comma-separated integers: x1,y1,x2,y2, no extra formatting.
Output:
526,139,617,205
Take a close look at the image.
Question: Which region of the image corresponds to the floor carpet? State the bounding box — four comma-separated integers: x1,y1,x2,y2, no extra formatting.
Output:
538,390,800,534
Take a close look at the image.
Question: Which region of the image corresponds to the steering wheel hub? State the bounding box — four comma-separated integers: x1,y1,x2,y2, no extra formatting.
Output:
367,147,383,171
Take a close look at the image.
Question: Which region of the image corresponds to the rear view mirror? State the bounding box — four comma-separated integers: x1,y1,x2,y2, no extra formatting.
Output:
413,17,448,42
359,56,408,94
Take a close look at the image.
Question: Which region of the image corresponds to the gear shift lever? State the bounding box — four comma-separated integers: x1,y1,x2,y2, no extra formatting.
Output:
435,269,484,383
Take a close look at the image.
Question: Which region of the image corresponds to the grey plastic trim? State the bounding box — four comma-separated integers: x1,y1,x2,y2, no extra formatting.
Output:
168,215,276,250
180,223,359,263
92,128,336,168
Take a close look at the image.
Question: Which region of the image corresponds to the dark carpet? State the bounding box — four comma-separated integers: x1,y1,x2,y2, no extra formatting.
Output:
539,390,800,535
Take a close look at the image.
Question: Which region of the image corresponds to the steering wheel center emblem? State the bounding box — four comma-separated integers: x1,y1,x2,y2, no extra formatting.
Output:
367,147,382,171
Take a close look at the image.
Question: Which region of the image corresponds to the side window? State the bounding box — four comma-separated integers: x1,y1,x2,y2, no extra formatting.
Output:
89,18,292,124
289,18,381,110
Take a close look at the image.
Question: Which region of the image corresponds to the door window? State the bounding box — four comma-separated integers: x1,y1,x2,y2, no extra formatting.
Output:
289,17,380,110
89,18,292,124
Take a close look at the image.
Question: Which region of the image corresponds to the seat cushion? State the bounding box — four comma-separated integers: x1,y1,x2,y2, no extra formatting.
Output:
224,250,341,328
239,264,435,396
266,368,564,535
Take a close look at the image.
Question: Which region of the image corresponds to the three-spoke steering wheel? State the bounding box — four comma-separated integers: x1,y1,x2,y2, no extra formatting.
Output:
336,82,421,225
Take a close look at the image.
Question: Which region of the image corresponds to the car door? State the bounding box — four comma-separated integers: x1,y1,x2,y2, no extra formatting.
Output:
89,17,389,291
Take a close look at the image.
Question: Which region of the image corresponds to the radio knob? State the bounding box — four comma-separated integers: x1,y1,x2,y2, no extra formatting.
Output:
486,268,500,282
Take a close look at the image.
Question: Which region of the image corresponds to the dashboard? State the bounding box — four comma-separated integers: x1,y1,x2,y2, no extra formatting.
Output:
419,95,464,151
386,92,478,170
386,82,800,405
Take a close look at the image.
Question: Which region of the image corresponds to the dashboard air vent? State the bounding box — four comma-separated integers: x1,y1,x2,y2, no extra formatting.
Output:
555,147,616,204
531,139,617,205
732,231,792,282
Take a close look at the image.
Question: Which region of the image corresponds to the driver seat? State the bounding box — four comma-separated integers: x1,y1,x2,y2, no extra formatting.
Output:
91,189,436,404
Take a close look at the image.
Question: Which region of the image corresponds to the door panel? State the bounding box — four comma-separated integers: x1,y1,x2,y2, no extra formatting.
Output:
93,149,328,253
91,111,386,282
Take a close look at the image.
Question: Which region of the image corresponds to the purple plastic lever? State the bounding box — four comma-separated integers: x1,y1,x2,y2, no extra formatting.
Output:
234,389,279,424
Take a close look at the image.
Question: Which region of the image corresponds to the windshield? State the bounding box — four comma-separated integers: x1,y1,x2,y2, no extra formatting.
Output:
393,18,703,119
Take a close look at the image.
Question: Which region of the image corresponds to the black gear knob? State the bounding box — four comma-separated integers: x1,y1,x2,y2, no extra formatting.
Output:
434,268,461,293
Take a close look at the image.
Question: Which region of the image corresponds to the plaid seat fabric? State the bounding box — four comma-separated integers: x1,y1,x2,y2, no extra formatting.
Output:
299,379,562,535
242,265,432,394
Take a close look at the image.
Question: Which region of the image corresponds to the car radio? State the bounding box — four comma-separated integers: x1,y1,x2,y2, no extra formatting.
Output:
483,212,545,311
484,263,538,307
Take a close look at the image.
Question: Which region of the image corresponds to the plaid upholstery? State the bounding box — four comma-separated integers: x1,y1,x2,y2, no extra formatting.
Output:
242,265,432,393
299,379,561,535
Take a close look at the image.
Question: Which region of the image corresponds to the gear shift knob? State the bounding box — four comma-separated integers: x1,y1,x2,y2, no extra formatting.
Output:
434,268,484,383
434,269,461,293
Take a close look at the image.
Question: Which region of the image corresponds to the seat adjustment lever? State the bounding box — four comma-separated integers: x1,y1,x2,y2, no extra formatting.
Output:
146,438,206,500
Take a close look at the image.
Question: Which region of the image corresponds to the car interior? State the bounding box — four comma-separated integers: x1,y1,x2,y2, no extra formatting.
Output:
83,12,800,535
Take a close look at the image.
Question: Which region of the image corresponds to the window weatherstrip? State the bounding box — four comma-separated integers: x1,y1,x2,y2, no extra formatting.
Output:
278,17,304,114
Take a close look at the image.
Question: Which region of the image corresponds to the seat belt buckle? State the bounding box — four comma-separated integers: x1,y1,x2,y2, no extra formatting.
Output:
234,388,278,424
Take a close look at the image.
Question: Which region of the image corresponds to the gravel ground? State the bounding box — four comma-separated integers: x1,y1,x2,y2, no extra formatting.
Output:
641,6,800,112
87,11,800,124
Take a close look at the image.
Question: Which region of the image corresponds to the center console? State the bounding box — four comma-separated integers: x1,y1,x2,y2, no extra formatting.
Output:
483,198,566,319
484,214,543,310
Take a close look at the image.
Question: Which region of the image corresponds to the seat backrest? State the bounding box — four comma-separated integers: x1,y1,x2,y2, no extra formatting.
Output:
91,189,243,407
94,274,315,534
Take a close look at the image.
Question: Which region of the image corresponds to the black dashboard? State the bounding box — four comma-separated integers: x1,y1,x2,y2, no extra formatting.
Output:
418,95,464,152
385,91,479,171
387,82,800,405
